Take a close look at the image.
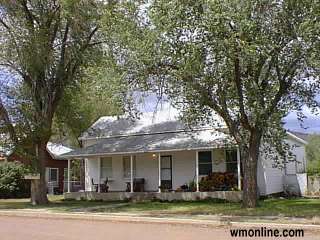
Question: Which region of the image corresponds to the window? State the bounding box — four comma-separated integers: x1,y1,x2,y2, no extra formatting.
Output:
198,151,212,175
48,168,58,182
123,156,136,178
63,168,68,180
101,157,112,179
226,149,238,173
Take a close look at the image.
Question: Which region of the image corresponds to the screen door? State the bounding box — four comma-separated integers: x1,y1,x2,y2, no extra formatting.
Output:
161,155,172,190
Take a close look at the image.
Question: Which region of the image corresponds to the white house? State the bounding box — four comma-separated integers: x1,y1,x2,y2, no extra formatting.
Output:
62,110,308,201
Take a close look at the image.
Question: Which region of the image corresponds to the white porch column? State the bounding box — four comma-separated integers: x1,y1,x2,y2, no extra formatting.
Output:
67,159,71,193
130,155,134,193
237,148,241,190
158,153,161,193
98,158,101,193
195,151,199,192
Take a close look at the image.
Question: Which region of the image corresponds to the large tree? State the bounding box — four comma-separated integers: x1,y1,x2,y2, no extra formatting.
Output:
103,0,320,207
52,65,124,146
0,0,104,204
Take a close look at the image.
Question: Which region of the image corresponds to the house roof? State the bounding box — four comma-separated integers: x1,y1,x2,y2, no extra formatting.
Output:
287,131,310,143
46,142,73,160
64,108,311,158
0,140,73,160
63,129,235,158
79,110,226,139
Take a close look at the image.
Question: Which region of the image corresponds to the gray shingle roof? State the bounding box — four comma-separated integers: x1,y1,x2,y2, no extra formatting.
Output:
80,113,187,139
63,129,234,158
80,110,226,139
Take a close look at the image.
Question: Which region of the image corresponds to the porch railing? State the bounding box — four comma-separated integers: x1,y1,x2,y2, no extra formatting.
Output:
63,181,83,193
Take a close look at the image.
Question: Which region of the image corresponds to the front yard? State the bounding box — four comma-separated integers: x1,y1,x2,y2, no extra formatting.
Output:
0,196,319,219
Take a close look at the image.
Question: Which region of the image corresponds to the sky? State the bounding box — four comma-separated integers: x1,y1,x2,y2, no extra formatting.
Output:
140,94,320,134
283,109,320,134
1,72,320,134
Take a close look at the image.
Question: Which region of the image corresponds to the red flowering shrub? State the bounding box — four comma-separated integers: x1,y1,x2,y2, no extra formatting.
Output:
199,172,237,191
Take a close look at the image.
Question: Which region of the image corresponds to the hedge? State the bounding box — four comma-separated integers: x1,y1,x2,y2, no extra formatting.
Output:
0,161,30,198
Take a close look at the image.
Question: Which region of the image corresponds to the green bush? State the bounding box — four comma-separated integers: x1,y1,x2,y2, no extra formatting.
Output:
0,162,31,198
306,135,320,176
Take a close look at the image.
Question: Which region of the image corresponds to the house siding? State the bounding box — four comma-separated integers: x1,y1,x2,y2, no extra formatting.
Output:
85,149,228,192
7,151,67,193
257,137,307,196
82,135,307,196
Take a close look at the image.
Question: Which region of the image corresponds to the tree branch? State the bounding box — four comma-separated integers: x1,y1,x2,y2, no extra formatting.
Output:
0,97,18,144
234,49,252,130
264,57,302,118
21,0,39,28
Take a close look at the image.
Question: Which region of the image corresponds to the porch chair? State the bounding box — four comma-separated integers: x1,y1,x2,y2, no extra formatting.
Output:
91,178,99,192
126,178,145,192
100,177,109,193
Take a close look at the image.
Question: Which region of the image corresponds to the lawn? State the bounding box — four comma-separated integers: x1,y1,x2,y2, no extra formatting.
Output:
0,196,319,218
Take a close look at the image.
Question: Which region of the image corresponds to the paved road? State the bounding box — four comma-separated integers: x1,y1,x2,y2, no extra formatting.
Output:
0,216,318,240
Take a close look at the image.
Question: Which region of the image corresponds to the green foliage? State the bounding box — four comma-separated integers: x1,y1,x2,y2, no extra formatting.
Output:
306,135,320,175
0,162,31,199
100,0,320,207
101,0,320,151
0,0,105,143
53,65,124,145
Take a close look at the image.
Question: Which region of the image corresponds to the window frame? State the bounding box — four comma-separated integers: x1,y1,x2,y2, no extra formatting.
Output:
122,156,136,179
225,149,238,173
48,168,59,183
198,151,213,175
100,157,113,179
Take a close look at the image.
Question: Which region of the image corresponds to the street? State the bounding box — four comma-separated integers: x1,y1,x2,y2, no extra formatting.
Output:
0,216,319,240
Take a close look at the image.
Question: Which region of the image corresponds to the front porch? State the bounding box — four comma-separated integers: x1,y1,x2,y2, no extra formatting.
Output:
64,191,243,202
64,147,242,202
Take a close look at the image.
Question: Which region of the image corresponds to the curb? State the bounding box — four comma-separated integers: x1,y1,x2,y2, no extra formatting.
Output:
0,210,319,230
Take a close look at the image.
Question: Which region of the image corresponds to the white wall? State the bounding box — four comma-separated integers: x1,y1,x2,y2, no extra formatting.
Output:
284,173,307,196
83,136,307,196
85,157,99,191
84,149,228,192
212,149,226,172
85,153,160,191
284,138,307,175
171,150,197,189
258,152,284,196
257,136,307,196
257,156,267,195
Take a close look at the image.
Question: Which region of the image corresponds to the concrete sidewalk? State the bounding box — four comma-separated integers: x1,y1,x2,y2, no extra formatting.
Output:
0,209,319,230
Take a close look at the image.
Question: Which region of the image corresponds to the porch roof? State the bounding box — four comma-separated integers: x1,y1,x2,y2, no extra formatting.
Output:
62,129,235,158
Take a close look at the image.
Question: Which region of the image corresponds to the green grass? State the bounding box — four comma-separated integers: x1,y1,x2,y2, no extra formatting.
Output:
0,196,319,218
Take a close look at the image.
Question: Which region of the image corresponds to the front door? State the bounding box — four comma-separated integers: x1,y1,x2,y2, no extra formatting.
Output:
161,155,172,190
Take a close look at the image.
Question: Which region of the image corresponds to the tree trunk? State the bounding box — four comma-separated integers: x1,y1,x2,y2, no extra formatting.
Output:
241,130,262,208
30,142,48,205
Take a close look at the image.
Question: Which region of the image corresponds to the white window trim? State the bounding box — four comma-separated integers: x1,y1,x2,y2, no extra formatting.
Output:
48,167,59,183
